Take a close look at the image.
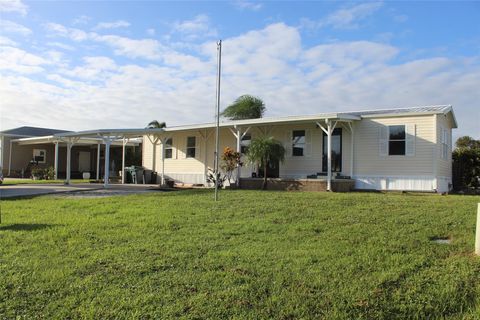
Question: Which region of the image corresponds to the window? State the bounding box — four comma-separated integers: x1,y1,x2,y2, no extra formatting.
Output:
388,125,406,155
186,136,196,158
33,149,46,163
292,130,305,156
164,138,173,159
241,134,251,154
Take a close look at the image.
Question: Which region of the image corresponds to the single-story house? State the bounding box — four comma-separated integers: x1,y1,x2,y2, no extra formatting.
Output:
141,105,456,193
1,105,456,192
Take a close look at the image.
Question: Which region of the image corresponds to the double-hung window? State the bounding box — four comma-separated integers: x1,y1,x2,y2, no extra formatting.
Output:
241,134,251,154
292,130,305,156
388,125,406,155
186,137,196,158
164,138,173,159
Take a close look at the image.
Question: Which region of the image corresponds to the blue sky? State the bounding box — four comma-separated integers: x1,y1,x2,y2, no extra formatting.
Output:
1,0,479,139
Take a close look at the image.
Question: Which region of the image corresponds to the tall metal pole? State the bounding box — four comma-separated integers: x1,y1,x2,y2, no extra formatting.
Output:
214,40,222,201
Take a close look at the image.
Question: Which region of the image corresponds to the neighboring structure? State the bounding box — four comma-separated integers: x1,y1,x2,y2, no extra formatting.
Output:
2,106,457,192
0,126,140,181
141,105,456,193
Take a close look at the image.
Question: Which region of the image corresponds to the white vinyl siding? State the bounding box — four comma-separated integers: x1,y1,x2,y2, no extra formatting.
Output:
355,115,435,176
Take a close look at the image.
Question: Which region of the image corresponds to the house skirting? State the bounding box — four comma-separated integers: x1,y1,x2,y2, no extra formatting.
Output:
239,178,355,192
354,175,451,193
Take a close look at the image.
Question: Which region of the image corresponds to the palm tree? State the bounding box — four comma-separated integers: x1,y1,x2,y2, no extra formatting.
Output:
221,95,265,120
146,120,166,129
246,136,285,190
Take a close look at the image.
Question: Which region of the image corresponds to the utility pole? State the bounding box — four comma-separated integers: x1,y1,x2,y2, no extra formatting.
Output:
214,40,222,201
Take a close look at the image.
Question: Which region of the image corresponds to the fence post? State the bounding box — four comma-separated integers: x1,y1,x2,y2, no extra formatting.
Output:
476,203,480,255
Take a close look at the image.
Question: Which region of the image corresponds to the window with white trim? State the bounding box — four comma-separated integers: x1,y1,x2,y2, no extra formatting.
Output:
388,125,406,155
33,149,46,163
241,134,251,154
186,136,196,158
165,138,173,159
292,130,306,156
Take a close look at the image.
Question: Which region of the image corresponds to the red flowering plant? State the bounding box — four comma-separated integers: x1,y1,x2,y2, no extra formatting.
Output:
220,147,243,185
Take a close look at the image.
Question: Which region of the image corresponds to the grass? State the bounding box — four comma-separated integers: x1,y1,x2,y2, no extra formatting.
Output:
1,179,93,185
1,190,480,319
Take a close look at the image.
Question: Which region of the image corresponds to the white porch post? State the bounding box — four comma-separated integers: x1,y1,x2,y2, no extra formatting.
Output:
8,140,13,176
349,123,354,178
104,139,111,188
327,120,332,192
54,141,59,180
121,137,126,184
160,136,166,186
66,142,73,185
236,128,241,187
96,143,100,180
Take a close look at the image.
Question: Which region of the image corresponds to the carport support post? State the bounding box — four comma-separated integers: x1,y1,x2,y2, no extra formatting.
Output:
54,141,59,180
96,143,100,180
66,142,73,185
104,139,111,188
8,140,12,176
327,120,332,192
121,137,126,184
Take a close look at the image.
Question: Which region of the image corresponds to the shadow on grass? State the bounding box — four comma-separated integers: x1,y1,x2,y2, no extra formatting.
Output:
0,223,59,231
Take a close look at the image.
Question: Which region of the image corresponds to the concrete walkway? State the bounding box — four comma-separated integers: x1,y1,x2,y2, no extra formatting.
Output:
0,183,167,199
0,184,102,199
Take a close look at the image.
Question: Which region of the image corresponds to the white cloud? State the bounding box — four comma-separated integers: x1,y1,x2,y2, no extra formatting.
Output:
0,19,31,36
172,14,217,40
233,0,263,11
44,22,164,60
0,46,48,74
0,35,17,46
72,15,91,25
0,0,28,16
93,34,164,60
94,20,131,30
301,2,383,30
147,28,156,36
46,42,75,51
2,22,479,140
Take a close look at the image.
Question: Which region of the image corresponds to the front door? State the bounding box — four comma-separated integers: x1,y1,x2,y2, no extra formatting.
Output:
322,128,342,173
78,151,91,172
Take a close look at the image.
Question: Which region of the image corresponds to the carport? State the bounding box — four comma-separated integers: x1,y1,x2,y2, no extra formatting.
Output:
47,128,165,187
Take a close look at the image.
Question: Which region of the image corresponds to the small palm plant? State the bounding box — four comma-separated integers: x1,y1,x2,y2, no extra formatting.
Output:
246,136,285,190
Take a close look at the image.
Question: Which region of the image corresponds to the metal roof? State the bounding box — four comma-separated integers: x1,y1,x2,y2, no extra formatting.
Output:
4,105,457,142
0,126,71,137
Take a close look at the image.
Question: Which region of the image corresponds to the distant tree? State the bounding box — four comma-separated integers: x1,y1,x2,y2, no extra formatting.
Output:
453,136,480,190
456,136,480,149
221,95,265,120
246,137,285,190
146,120,166,129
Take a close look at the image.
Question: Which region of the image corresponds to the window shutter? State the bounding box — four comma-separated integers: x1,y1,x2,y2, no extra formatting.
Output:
305,129,312,157
379,126,388,156
285,131,292,157
405,124,416,156
195,136,200,159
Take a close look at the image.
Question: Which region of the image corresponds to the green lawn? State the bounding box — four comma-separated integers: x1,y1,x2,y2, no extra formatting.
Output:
1,190,480,319
2,179,93,185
